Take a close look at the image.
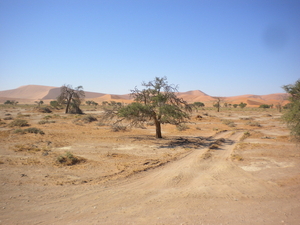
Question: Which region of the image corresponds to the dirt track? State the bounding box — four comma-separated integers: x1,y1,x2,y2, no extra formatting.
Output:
1,108,300,224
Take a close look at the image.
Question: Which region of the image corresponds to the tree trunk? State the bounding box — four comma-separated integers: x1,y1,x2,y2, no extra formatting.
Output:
65,96,72,114
154,117,162,138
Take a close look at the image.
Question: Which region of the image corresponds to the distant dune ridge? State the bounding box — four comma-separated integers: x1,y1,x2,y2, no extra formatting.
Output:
0,85,289,106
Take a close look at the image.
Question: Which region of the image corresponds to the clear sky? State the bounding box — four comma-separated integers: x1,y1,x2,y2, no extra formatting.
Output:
0,0,299,96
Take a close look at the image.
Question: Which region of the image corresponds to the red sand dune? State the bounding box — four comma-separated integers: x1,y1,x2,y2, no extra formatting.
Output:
0,85,289,106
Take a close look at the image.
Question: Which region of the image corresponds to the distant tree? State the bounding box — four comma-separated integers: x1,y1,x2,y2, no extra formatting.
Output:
4,100,12,105
239,102,247,109
50,101,60,108
223,103,228,108
35,100,44,107
194,102,205,108
4,100,18,105
57,85,85,114
213,98,221,112
233,104,238,108
86,100,92,105
259,104,270,109
105,77,191,138
282,79,300,142
102,101,109,106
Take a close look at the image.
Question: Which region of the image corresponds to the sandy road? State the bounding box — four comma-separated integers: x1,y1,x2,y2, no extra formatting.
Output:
1,131,299,224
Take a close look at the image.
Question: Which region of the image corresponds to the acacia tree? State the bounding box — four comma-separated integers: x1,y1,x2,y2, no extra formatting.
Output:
57,85,85,114
111,77,191,138
282,79,300,142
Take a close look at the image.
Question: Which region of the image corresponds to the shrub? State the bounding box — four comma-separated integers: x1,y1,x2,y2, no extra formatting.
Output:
82,115,97,123
13,129,26,134
209,144,219,149
96,122,106,126
9,119,29,127
3,116,13,120
222,119,236,127
36,107,52,113
38,120,56,125
111,124,127,132
24,127,45,135
56,152,82,166
246,121,261,127
176,123,189,131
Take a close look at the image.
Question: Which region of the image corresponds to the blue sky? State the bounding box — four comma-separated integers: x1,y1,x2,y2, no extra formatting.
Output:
0,0,299,96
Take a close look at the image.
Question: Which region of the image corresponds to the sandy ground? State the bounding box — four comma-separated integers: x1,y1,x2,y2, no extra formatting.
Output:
0,106,299,224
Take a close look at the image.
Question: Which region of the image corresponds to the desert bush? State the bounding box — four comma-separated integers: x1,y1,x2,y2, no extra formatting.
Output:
231,154,244,161
246,121,261,127
111,124,127,132
9,119,29,127
36,107,52,113
24,127,45,135
96,122,106,126
13,144,40,152
82,115,97,123
13,129,26,134
222,119,236,127
17,113,31,118
240,131,251,141
209,143,219,149
0,121,6,126
215,138,226,145
3,116,13,120
56,152,83,166
176,123,189,131
38,120,56,125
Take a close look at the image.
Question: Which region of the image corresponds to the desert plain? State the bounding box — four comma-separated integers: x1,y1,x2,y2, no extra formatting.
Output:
0,86,299,225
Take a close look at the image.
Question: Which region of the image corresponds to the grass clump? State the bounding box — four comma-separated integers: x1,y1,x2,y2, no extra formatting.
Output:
82,115,97,123
56,152,83,166
222,119,236,127
38,120,56,125
13,144,41,152
176,123,189,131
240,131,251,141
3,116,13,120
14,127,45,135
246,121,261,127
9,119,29,127
24,127,45,135
111,124,127,132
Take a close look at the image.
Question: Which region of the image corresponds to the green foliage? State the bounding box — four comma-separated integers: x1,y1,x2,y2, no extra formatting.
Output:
282,79,300,141
259,104,271,108
113,77,191,138
193,102,205,107
9,119,29,127
24,127,45,135
86,100,98,106
239,102,247,108
57,152,81,166
50,101,60,108
14,127,44,135
4,100,18,105
233,104,238,108
38,120,56,125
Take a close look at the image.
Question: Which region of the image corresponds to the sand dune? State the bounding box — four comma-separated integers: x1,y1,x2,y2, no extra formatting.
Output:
0,85,288,106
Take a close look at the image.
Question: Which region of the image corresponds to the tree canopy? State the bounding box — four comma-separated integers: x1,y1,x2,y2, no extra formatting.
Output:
282,79,300,142
57,85,85,114
111,77,191,138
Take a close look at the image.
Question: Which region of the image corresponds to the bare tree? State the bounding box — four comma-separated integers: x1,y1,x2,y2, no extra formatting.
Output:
57,85,85,114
